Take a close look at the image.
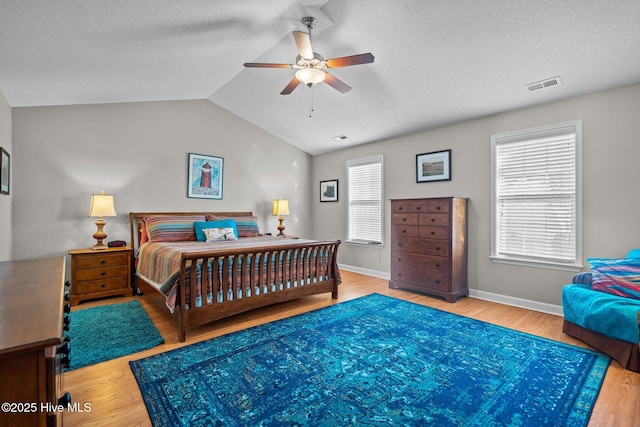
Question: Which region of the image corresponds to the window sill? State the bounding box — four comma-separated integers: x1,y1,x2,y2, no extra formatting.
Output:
490,256,583,272
346,240,384,248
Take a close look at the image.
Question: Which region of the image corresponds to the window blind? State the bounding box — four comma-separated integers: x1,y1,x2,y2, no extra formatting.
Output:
347,155,383,244
492,121,581,267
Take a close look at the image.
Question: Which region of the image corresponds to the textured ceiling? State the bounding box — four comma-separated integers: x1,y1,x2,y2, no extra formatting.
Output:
1,1,639,155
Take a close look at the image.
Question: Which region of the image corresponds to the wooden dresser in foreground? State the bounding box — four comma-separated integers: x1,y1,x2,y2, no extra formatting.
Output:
389,197,468,302
68,246,132,306
0,257,71,427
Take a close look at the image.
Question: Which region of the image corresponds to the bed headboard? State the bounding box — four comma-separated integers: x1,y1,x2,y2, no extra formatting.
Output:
129,211,254,252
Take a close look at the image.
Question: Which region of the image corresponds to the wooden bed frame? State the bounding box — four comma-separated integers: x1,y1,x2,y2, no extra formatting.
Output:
129,212,341,342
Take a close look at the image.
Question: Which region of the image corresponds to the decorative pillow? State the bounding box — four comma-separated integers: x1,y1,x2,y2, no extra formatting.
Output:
139,219,149,245
145,215,205,242
205,227,239,242
206,215,260,237
194,220,238,242
588,257,640,300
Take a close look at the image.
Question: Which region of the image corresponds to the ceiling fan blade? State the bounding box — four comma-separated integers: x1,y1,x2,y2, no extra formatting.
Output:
280,77,301,95
292,31,313,59
244,62,291,68
324,73,352,94
325,53,375,68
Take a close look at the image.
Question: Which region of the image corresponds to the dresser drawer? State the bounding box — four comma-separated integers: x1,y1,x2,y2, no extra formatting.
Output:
418,226,450,239
428,199,450,213
391,213,419,226
392,236,450,257
74,264,128,281
418,213,449,227
74,252,129,269
72,277,129,293
391,250,451,275
391,224,418,238
391,268,450,291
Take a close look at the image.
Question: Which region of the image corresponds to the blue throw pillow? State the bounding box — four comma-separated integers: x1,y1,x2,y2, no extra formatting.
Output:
194,220,238,242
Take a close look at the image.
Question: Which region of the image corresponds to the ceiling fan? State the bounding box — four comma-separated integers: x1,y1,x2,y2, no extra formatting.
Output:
244,16,374,95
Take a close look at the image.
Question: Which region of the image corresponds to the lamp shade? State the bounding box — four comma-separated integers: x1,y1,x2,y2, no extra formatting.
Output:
295,68,326,86
88,191,117,218
272,198,290,216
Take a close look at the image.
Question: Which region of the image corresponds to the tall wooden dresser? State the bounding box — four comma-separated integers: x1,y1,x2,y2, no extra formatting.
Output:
389,197,468,302
0,257,71,427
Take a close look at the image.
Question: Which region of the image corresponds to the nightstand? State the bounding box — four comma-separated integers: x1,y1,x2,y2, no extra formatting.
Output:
68,246,133,305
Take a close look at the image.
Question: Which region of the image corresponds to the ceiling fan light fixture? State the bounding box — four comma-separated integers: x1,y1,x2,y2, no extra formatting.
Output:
295,67,326,86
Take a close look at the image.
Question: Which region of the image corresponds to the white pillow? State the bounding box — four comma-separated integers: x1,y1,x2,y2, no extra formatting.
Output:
204,227,238,241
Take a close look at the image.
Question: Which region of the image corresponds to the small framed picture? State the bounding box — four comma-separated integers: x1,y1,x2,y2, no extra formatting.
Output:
187,153,224,199
0,147,9,195
416,149,451,183
320,179,338,202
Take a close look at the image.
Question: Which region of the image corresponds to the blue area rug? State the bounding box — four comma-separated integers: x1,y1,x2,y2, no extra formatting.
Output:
68,300,163,370
130,294,609,426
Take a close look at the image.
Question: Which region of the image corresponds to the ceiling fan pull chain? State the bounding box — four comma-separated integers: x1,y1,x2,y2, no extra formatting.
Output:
309,86,314,118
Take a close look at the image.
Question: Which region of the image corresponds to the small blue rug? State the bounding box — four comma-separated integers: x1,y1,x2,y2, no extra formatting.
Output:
68,300,164,370
130,294,609,426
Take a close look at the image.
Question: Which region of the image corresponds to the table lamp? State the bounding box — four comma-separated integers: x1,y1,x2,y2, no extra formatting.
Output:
272,197,290,237
88,190,117,250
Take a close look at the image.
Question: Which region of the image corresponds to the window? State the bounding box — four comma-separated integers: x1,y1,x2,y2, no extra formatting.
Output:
491,120,582,270
347,155,383,245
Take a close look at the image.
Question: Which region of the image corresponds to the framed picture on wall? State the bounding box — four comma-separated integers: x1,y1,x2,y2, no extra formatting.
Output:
320,179,338,202
0,147,9,195
416,149,451,183
187,153,224,199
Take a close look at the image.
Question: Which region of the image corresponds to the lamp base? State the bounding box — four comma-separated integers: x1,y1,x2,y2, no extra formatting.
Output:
276,216,286,237
92,218,108,250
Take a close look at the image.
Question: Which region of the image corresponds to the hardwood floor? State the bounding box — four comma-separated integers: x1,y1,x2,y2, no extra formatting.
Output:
63,271,640,426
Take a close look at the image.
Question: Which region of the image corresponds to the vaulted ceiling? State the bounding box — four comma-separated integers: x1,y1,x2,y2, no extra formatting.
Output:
1,1,639,155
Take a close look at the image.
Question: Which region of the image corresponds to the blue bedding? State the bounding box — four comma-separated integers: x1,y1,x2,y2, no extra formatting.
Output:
562,284,640,344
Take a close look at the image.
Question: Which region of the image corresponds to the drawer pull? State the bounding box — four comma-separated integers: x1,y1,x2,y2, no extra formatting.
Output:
435,263,440,268
402,229,407,234
402,217,407,222
436,247,441,251
431,218,436,222
416,206,421,210
100,259,106,264
398,206,403,210
100,283,106,288
435,280,440,284
397,258,402,262
430,231,435,235
100,271,106,276
398,243,402,247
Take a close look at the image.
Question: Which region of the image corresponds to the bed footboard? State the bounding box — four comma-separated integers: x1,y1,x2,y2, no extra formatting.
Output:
175,240,341,341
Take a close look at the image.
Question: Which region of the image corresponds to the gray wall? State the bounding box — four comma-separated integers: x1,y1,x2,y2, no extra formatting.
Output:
9,84,640,307
12,100,312,265
311,83,640,306
0,89,10,261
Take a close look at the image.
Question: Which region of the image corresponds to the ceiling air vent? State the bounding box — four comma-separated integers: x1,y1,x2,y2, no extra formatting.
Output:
332,135,348,142
526,76,561,92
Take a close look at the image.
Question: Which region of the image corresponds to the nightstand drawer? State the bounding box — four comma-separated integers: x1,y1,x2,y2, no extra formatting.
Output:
75,264,128,281
73,277,129,293
75,252,129,269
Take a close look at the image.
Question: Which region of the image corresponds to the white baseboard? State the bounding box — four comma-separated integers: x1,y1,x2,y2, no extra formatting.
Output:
338,264,564,317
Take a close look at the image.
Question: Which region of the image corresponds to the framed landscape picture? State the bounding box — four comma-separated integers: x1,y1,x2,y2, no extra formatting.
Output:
416,149,451,183
187,153,224,199
1,147,9,195
320,179,338,202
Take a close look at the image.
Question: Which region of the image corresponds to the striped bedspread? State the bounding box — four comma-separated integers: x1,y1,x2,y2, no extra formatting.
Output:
136,237,333,312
